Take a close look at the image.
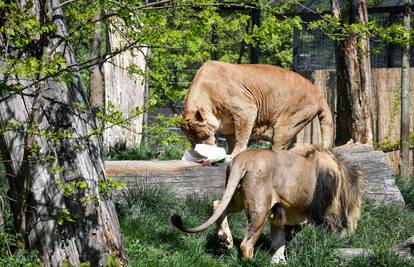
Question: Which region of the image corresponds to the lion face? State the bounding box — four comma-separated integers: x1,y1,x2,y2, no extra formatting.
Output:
181,109,218,146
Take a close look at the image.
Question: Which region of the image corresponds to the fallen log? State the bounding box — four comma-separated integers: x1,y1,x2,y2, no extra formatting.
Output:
334,143,405,207
335,248,373,265
393,236,414,261
105,143,405,207
105,160,227,196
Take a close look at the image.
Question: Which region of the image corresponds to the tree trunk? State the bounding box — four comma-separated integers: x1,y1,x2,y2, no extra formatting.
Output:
102,22,148,151
89,11,104,116
249,8,260,64
332,0,374,145
400,0,411,181
0,1,126,266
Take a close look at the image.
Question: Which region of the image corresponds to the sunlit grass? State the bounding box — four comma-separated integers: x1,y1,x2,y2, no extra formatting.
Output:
119,183,414,267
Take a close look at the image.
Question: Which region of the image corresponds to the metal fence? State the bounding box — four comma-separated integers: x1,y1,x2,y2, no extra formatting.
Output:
294,4,414,72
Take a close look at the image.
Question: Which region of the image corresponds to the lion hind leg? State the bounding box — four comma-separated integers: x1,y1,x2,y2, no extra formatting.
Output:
213,194,243,250
240,197,271,260
272,106,319,150
270,225,287,264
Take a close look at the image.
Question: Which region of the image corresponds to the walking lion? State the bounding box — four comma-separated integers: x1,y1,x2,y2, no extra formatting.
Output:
171,144,362,263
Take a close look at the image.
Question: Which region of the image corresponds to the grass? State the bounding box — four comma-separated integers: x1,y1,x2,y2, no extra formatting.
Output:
1,164,414,266
119,183,414,267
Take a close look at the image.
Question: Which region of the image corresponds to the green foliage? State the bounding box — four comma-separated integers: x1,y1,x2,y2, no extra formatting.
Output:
103,252,123,267
285,226,340,266
107,114,191,160
396,176,414,211
0,231,42,266
373,131,414,152
373,139,401,152
0,164,42,265
57,208,77,225
98,177,125,199
118,184,414,267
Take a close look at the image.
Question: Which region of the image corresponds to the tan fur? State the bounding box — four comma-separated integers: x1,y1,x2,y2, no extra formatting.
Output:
171,144,362,262
181,61,334,157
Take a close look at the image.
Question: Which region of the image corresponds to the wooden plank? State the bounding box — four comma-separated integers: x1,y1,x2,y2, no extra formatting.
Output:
106,144,405,207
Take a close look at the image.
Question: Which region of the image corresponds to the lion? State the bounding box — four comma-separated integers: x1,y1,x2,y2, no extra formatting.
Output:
181,61,334,159
171,144,362,264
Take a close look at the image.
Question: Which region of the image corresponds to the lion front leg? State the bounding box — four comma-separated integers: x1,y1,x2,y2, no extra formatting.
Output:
229,110,256,159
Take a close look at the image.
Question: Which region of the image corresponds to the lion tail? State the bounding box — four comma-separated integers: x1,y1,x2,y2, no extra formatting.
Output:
318,99,334,148
171,162,244,234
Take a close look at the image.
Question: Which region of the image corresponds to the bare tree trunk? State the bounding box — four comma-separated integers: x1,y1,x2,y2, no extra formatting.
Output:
0,196,4,231
102,22,147,150
248,8,260,64
332,0,373,145
89,10,104,116
0,1,126,266
400,0,411,181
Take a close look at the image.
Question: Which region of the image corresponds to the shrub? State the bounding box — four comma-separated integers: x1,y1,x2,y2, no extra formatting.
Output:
0,164,42,266
107,114,191,161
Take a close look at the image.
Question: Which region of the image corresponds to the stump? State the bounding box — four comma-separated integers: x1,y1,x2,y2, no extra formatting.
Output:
106,144,405,207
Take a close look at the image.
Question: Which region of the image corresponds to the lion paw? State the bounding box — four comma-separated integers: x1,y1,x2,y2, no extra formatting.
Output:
218,230,233,250
271,252,287,265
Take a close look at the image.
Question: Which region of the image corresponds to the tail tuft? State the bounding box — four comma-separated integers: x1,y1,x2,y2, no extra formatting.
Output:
171,214,184,230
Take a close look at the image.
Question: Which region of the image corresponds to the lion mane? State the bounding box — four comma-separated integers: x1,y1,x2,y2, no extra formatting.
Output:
295,144,362,235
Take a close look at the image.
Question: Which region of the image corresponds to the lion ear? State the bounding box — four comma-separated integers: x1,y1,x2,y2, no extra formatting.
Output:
195,109,205,122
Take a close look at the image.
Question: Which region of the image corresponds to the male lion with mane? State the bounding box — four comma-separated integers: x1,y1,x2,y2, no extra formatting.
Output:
171,144,362,264
181,61,333,159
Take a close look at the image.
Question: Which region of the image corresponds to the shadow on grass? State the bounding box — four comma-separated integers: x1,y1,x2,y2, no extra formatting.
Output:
204,231,273,260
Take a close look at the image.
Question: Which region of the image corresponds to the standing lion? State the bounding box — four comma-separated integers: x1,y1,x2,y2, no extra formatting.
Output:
171,144,362,264
181,61,333,159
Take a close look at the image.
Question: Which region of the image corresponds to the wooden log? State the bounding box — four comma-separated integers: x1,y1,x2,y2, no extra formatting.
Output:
335,248,373,265
106,160,227,196
106,144,405,207
334,143,405,207
393,236,414,261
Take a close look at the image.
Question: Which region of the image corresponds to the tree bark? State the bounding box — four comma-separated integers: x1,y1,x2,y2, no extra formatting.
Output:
89,10,104,116
0,1,126,266
102,22,147,151
249,8,260,64
400,0,411,181
332,0,374,145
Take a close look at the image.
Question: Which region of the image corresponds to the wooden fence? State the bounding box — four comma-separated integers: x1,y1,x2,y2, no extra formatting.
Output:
296,68,414,174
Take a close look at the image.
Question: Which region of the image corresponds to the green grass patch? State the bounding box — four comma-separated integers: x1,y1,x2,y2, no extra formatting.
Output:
396,176,414,211
119,184,414,267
